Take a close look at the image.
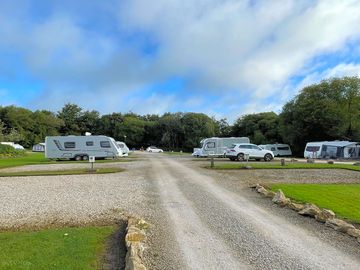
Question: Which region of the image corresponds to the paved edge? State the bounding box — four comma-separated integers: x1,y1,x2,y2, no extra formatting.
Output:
125,217,149,270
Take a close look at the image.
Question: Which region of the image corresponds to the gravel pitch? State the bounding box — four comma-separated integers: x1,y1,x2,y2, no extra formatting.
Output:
1,153,360,269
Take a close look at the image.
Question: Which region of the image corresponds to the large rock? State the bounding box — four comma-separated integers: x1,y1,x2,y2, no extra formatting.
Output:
288,202,305,212
298,204,321,217
315,209,335,223
347,228,360,238
266,191,276,198
325,218,355,233
257,187,269,196
272,190,290,206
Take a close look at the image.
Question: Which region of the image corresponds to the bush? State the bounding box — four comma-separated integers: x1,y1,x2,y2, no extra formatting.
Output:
0,144,26,158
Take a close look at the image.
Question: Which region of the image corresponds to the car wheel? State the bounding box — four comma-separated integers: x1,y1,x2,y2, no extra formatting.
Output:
264,153,273,162
237,153,245,161
75,155,82,161
82,155,89,161
149,150,152,152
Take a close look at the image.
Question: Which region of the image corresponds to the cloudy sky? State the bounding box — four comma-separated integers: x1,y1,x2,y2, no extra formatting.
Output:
1,0,360,121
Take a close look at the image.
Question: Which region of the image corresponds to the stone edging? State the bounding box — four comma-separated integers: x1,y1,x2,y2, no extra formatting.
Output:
252,184,360,244
125,217,149,270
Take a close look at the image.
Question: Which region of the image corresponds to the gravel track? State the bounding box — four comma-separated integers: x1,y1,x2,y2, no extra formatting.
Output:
1,153,360,269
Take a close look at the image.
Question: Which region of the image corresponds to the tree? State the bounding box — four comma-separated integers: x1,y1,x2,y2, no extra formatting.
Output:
279,76,360,155
232,112,281,144
57,103,83,135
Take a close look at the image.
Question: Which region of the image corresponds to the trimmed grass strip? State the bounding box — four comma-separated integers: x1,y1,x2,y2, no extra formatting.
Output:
0,226,116,270
270,183,360,224
209,162,360,171
0,167,124,177
0,152,131,170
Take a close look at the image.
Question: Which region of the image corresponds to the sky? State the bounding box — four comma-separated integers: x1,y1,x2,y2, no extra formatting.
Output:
1,0,360,122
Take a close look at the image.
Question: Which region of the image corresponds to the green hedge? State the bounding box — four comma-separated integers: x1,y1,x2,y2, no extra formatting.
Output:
0,144,26,158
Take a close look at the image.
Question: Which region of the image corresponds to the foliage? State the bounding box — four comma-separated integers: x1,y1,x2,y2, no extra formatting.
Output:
232,112,281,144
0,144,26,158
279,77,360,155
0,226,116,270
270,184,360,223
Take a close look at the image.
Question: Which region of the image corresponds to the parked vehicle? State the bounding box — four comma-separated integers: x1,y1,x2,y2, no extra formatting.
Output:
258,143,292,157
45,135,122,160
226,143,274,161
32,143,45,152
192,137,250,157
146,146,163,153
116,141,130,156
304,141,360,159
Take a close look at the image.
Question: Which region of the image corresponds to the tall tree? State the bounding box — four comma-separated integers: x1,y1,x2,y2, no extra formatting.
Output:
279,76,360,155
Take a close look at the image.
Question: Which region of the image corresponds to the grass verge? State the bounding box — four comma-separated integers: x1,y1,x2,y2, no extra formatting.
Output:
0,152,131,170
0,167,124,177
0,226,117,270
164,151,191,156
270,183,360,224
209,162,360,171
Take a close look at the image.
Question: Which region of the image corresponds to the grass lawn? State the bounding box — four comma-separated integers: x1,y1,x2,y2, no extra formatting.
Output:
0,152,130,170
0,226,116,270
209,162,360,171
164,151,191,155
270,183,360,224
0,167,124,177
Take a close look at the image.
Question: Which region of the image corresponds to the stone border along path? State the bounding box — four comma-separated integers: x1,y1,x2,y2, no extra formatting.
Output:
252,184,360,244
125,217,149,270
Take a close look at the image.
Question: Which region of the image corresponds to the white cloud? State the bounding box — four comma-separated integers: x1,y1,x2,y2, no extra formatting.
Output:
1,0,360,121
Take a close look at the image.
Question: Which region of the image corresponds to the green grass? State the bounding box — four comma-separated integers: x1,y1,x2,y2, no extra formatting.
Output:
163,151,191,155
0,226,116,270
0,167,124,177
0,152,131,170
209,162,360,171
270,184,360,224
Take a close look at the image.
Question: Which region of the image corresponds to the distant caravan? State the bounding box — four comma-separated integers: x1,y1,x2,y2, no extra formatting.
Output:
192,137,250,157
258,144,292,157
45,135,122,161
304,141,360,159
116,141,130,156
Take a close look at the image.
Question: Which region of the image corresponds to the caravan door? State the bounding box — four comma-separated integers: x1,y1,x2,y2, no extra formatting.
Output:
204,140,216,156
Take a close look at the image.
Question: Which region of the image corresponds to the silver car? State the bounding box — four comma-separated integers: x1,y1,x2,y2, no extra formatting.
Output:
226,143,274,162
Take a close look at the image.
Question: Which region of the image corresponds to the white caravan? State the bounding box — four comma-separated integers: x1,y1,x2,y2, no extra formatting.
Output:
45,135,122,160
259,144,292,157
0,142,25,150
304,141,360,159
192,137,250,157
116,141,130,156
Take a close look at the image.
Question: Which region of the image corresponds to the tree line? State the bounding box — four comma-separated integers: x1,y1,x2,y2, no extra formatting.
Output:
1,76,359,155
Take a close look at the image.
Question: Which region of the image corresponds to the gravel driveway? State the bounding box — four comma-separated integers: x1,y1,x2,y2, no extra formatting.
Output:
1,153,360,269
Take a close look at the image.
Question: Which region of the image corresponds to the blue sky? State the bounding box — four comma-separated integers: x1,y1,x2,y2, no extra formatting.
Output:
1,0,360,122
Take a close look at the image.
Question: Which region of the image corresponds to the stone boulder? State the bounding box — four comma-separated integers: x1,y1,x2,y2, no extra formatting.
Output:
327,160,334,164
325,218,355,233
288,202,305,212
298,204,321,217
272,190,290,207
315,209,335,223
266,191,276,198
347,228,360,238
257,186,269,196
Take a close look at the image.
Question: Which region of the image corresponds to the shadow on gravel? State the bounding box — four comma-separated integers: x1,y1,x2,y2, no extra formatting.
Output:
101,220,127,270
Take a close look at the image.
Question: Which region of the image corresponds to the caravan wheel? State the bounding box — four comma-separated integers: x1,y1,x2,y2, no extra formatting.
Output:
82,155,89,161
74,155,82,161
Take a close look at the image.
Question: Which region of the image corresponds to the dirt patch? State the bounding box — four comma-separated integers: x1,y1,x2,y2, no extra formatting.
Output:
101,219,127,270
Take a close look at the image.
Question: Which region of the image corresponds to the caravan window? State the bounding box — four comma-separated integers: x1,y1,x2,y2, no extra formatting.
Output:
86,141,94,146
64,142,76,149
306,146,320,152
277,146,289,151
100,141,111,148
206,142,215,148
